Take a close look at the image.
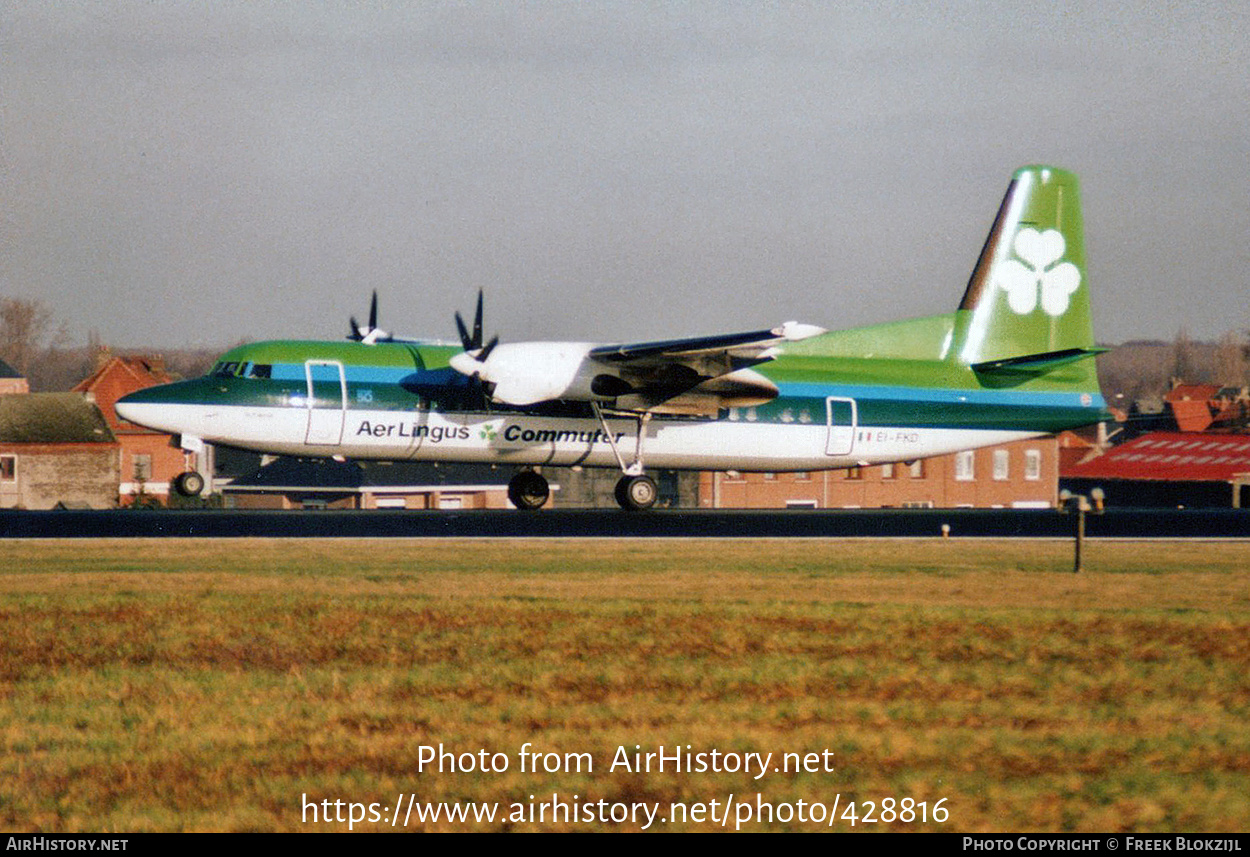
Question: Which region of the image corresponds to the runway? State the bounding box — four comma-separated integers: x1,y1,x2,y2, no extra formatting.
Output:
2,507,1248,538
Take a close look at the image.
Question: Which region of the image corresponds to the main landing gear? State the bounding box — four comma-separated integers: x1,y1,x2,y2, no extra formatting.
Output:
594,402,658,512
506,406,661,512
614,473,658,512
507,468,657,511
507,470,550,510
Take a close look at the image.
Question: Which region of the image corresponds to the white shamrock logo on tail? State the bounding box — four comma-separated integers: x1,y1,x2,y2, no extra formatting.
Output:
994,228,1081,316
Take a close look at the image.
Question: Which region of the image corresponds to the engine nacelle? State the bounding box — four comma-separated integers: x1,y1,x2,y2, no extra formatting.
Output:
454,342,623,406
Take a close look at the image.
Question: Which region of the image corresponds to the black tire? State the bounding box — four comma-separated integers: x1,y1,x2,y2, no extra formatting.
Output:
508,471,549,510
615,474,657,511
174,471,205,497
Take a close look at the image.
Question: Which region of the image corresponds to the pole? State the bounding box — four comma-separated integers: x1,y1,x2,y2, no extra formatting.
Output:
1073,502,1085,574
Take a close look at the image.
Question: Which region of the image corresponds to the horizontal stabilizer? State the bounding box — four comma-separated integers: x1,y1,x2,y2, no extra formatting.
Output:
971,347,1106,375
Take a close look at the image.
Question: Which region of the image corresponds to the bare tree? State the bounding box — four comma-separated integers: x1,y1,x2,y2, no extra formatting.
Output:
1215,330,1250,388
0,297,70,384
1171,327,1197,384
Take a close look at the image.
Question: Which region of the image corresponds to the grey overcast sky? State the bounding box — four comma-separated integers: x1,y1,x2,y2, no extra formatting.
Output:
3,2,1248,349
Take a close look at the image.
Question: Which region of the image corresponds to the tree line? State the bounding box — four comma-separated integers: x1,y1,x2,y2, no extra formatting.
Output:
1,297,217,392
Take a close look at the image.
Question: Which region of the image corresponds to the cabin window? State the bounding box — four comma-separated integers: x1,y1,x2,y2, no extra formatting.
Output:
955,451,975,481
993,449,1009,481
247,364,272,379
0,456,15,482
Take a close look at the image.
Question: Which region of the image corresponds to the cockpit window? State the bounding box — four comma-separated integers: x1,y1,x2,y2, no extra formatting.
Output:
211,361,272,379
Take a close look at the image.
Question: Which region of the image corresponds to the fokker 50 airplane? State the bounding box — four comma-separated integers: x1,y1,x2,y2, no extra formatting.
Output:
117,165,1108,510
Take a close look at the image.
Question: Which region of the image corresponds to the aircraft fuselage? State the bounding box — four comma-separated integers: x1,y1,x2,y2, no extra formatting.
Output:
116,336,1102,474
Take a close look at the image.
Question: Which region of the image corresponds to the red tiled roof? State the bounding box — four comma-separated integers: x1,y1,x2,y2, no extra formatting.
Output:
1165,383,1221,402
1170,399,1214,432
1063,432,1250,482
72,356,176,432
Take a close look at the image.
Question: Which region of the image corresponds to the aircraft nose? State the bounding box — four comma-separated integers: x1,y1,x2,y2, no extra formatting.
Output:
115,384,183,432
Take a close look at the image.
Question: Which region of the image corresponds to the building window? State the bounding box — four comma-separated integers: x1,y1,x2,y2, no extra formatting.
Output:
845,466,863,480
881,463,895,479
133,454,152,481
1024,449,1042,481
992,449,1009,481
0,455,14,482
794,472,810,481
954,451,975,482
909,460,925,479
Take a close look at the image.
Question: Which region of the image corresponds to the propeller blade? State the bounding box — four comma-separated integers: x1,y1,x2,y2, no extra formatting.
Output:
455,311,473,351
348,292,389,343
472,290,484,350
478,334,499,363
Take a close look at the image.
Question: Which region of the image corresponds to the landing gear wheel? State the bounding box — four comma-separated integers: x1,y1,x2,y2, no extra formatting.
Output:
173,471,205,497
615,474,657,511
508,470,549,510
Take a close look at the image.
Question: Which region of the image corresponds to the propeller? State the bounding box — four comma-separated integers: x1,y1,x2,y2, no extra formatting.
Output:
348,291,390,344
449,290,501,407
453,290,499,363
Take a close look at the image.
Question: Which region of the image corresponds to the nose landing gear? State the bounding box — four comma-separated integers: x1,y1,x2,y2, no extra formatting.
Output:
173,470,206,497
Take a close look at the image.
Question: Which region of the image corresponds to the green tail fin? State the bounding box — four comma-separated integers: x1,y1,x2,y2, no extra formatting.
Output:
953,166,1098,371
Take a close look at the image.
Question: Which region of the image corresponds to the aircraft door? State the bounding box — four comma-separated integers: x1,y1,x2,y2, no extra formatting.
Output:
824,396,857,456
304,360,347,446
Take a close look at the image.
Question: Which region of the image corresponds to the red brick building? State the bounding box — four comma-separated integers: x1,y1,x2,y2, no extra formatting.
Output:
700,437,1058,509
73,354,208,504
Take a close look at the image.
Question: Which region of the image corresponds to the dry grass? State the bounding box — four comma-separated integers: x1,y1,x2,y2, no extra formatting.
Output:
1,538,1248,831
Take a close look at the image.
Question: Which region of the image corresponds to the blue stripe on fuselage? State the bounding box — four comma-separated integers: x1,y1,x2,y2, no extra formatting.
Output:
777,382,1104,409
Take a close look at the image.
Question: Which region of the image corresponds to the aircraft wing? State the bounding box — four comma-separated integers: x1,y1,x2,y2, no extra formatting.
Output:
586,321,826,412
449,320,825,410
589,321,825,368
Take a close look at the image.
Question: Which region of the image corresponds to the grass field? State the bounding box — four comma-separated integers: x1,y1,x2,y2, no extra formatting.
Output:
1,538,1248,832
